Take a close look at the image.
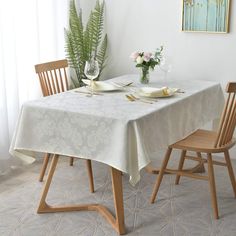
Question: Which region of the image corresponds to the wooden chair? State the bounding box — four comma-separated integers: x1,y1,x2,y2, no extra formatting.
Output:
150,82,236,219
35,59,94,193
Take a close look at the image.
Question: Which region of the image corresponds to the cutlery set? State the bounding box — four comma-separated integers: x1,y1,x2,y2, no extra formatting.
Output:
125,94,156,104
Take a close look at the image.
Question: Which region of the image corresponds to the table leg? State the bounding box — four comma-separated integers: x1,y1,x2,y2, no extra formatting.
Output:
37,154,126,235
38,153,50,182
111,167,125,235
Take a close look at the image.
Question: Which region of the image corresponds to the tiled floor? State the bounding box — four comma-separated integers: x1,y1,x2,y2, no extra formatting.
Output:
1,153,236,236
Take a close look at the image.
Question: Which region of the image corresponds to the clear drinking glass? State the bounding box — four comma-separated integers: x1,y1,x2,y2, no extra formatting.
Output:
159,58,172,80
84,59,99,96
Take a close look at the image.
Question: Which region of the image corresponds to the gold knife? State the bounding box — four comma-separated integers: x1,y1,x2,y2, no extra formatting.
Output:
73,90,103,95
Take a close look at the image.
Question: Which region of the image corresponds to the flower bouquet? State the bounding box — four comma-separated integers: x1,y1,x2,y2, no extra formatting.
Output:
130,46,163,84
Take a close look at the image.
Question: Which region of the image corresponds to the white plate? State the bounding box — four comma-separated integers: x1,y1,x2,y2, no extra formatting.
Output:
82,79,122,92
138,87,179,98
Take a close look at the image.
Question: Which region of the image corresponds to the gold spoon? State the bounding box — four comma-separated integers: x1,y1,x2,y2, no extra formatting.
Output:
125,94,135,101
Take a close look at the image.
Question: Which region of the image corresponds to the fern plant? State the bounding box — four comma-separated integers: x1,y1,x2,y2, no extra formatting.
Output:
65,0,107,87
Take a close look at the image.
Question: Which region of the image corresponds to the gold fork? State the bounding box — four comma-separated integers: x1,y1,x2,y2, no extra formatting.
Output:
113,81,133,87
126,94,153,104
125,94,135,102
130,94,158,103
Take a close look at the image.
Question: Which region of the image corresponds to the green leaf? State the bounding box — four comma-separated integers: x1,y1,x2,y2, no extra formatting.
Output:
65,0,107,87
97,34,107,75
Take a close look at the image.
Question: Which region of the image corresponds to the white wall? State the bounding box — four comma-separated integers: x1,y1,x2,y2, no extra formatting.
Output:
104,0,235,86
79,0,236,156
78,0,236,86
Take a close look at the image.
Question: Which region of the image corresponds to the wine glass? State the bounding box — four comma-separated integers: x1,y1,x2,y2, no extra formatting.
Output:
159,58,172,80
84,59,99,96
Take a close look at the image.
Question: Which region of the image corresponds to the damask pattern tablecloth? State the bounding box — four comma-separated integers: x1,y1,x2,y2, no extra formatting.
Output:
10,75,225,185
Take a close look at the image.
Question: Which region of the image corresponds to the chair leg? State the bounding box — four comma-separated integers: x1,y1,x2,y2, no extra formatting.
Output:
39,153,50,182
150,147,172,203
175,150,187,185
207,153,219,219
69,157,74,166
196,152,206,173
86,160,94,193
224,150,236,198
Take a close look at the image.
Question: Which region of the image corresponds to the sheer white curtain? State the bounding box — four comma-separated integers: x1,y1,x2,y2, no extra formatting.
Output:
0,0,69,175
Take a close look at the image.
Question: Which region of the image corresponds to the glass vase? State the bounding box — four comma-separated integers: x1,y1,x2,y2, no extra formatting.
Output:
140,67,150,84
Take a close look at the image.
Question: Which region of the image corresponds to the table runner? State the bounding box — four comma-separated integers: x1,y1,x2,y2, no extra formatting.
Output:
10,75,225,185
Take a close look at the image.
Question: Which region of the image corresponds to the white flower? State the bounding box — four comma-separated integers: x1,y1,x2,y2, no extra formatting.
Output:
136,56,144,64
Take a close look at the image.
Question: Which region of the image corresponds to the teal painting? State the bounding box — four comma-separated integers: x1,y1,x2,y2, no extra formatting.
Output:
182,0,230,33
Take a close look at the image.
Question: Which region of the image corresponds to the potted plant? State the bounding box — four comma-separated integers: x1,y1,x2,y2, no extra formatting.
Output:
65,0,107,87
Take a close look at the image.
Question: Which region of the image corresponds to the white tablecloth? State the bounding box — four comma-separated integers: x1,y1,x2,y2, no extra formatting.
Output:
10,75,225,185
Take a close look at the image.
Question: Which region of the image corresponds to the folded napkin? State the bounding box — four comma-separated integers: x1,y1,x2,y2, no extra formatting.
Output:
82,79,120,91
139,87,178,97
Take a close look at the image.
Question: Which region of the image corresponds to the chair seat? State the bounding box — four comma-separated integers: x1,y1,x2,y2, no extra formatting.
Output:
171,129,236,153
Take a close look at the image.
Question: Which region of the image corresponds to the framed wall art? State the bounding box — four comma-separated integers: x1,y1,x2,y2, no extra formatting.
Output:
182,0,231,33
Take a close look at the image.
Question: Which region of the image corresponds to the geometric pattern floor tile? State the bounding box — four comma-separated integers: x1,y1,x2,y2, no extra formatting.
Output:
1,154,236,236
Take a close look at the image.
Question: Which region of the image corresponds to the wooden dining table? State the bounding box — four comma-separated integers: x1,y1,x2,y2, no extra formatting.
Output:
10,74,225,235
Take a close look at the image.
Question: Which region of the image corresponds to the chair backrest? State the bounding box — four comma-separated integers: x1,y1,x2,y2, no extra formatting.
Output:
215,82,236,148
35,59,69,97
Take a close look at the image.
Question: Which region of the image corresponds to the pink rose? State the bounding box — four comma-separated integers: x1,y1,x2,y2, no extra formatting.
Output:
130,51,140,61
143,52,152,62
